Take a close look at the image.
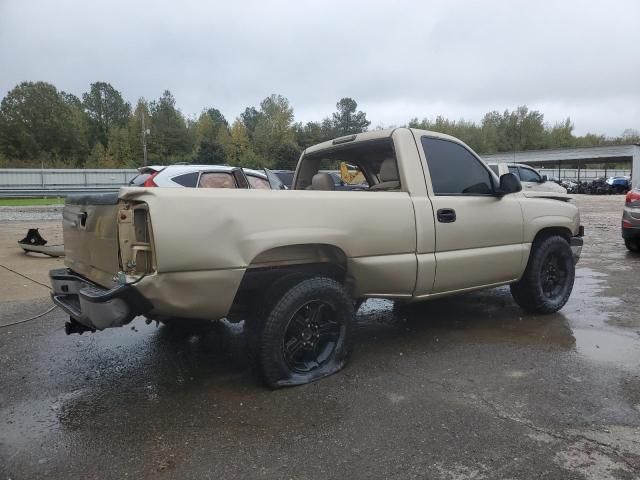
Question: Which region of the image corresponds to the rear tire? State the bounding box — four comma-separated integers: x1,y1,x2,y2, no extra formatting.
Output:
250,276,354,388
510,235,575,314
625,238,640,252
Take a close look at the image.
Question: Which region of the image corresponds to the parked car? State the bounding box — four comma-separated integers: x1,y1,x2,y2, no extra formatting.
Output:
607,176,631,194
51,128,582,387
487,163,567,194
129,164,283,189
622,187,640,252
271,170,295,189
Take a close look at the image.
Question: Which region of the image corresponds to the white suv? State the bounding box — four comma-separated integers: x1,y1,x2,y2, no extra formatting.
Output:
129,164,283,189
487,163,567,194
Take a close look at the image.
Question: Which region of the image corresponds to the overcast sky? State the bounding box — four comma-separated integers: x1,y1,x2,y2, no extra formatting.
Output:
1,0,638,136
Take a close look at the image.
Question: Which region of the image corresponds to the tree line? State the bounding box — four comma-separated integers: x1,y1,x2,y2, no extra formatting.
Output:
0,81,637,169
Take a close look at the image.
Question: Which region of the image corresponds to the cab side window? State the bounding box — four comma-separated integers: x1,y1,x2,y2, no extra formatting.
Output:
421,137,494,195
508,166,520,179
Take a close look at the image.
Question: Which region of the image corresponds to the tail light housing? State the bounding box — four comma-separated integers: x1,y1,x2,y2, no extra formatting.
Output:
142,171,159,187
625,189,640,206
118,202,155,276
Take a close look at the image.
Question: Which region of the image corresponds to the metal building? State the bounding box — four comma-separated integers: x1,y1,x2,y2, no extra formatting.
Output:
482,144,640,188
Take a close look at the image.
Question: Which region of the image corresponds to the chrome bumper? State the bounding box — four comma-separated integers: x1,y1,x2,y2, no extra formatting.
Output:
49,268,152,331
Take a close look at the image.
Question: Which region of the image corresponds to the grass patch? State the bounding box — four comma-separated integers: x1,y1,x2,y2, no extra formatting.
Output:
0,197,65,206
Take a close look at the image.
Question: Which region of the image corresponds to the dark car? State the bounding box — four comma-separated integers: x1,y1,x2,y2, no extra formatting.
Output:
622,187,640,252
271,170,295,189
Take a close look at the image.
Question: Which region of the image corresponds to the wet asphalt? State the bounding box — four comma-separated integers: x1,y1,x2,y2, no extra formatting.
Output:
1,195,639,479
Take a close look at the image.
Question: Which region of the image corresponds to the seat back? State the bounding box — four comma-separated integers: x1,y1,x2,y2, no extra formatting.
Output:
369,158,400,190
307,172,336,191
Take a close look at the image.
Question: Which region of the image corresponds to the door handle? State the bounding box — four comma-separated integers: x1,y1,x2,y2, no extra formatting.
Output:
437,208,456,223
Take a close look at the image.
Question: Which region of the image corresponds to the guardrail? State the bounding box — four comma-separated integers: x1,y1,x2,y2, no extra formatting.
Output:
0,168,137,198
0,187,122,198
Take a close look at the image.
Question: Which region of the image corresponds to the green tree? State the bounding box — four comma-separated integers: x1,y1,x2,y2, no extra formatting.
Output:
204,108,228,132
546,118,574,148
331,97,370,135
252,94,296,167
126,99,150,166
86,142,106,168
148,90,192,163
106,126,133,166
0,81,89,164
193,108,229,164
222,119,252,166
293,120,335,149
82,82,131,148
240,106,263,140
499,106,545,152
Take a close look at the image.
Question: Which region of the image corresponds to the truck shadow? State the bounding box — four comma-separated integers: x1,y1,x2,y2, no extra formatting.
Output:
55,286,576,433
354,287,575,352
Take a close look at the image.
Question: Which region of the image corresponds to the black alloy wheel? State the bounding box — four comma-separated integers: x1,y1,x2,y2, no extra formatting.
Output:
282,300,342,373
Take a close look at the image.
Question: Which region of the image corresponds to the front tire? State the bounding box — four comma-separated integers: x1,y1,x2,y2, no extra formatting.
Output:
510,235,575,314
625,238,640,252
253,276,354,388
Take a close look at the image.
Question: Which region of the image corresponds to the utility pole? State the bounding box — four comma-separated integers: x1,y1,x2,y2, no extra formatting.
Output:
141,109,148,166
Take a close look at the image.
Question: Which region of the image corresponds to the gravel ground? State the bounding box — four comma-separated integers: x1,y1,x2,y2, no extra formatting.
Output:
0,205,63,223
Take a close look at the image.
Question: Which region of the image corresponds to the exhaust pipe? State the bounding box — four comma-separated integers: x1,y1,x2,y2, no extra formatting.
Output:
64,318,95,335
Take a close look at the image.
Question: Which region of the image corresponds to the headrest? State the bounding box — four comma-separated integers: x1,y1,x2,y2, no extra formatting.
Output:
311,172,335,191
379,158,398,182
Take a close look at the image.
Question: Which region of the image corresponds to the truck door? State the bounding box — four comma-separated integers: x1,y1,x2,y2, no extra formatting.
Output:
417,135,525,293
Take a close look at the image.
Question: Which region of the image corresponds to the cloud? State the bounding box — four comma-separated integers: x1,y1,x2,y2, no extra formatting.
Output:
1,0,638,135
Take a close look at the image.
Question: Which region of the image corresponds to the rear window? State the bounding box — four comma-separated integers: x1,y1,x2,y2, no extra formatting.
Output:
129,173,153,186
296,139,396,190
172,172,199,187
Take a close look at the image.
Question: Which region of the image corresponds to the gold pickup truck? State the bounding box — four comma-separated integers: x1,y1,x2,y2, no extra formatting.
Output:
50,128,583,387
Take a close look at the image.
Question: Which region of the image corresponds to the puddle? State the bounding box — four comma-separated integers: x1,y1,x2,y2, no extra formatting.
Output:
572,328,640,371
563,267,640,371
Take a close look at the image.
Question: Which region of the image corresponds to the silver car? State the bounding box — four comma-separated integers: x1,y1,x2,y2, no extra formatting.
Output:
622,187,640,252
487,163,567,194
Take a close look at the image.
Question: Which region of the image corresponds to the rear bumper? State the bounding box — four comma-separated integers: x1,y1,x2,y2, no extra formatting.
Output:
622,225,640,240
49,268,153,331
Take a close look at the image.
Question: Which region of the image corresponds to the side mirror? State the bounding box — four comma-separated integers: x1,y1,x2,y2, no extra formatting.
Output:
540,175,548,182
497,173,522,196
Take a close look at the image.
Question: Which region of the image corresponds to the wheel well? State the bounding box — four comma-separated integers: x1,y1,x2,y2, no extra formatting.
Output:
533,227,572,245
227,244,348,321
